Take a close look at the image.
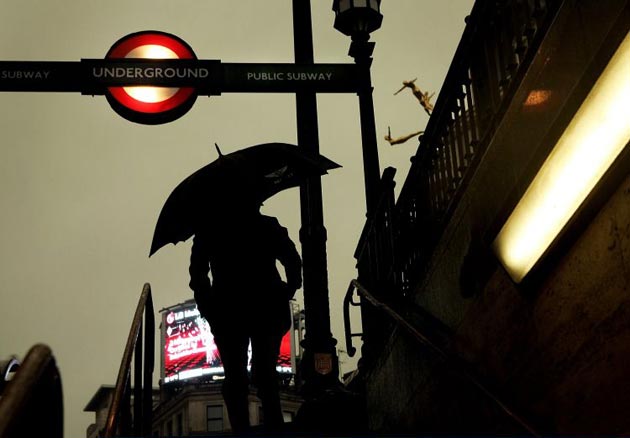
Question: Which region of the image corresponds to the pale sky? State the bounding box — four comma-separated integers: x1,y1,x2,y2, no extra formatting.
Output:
0,1,473,437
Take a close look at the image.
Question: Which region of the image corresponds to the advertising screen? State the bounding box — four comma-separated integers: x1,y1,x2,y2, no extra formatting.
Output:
162,301,294,384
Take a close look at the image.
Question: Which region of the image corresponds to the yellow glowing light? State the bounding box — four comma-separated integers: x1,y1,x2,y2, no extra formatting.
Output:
124,45,178,103
493,32,630,283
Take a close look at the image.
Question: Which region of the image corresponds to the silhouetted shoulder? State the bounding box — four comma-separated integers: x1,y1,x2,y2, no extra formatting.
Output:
259,214,284,229
258,214,290,236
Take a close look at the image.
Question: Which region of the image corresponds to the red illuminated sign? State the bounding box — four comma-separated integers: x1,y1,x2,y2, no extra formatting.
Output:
162,302,294,384
104,31,198,124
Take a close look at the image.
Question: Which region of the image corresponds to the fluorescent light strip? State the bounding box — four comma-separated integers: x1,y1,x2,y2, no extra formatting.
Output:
493,31,630,283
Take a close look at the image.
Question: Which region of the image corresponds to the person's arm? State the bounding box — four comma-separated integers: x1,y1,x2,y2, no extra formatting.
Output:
274,222,302,298
189,233,213,316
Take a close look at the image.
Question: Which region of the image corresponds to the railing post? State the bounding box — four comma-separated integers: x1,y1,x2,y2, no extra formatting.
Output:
133,319,143,437
121,378,132,436
143,292,155,436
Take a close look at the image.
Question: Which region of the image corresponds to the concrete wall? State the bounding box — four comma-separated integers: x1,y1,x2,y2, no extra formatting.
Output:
368,175,630,435
454,174,630,434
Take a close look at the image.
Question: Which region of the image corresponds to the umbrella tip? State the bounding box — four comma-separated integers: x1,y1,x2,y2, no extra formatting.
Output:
215,143,224,157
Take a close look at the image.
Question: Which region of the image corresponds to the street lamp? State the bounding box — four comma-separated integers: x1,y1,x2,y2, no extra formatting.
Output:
332,0,383,37
332,0,383,214
332,0,385,380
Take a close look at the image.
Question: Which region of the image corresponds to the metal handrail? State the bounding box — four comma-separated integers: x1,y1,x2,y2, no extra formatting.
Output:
0,356,20,394
104,282,155,438
343,280,362,357
349,279,540,437
0,344,63,438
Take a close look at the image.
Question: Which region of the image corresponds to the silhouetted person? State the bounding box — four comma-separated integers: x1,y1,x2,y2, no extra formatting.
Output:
189,201,302,434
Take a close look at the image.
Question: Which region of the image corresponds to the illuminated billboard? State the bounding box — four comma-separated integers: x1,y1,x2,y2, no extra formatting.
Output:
161,300,295,384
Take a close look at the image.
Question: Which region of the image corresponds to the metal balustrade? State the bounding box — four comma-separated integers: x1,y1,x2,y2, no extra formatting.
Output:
345,0,561,367
396,0,557,294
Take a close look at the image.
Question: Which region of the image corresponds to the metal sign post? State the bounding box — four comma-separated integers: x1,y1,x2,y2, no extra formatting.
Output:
0,58,367,125
0,60,365,93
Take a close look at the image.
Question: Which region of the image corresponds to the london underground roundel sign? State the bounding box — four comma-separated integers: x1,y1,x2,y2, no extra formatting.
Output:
105,31,197,125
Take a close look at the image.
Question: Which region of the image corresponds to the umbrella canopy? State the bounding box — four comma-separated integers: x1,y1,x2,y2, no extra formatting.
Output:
149,142,341,256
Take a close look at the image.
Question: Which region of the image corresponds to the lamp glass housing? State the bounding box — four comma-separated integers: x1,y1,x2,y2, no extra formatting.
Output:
332,0,382,36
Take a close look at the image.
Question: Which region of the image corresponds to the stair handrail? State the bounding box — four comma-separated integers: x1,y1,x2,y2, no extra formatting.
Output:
343,280,362,358
348,279,541,437
104,282,155,437
0,344,63,438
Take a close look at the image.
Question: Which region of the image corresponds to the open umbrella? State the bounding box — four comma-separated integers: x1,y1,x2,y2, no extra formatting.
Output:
149,142,341,256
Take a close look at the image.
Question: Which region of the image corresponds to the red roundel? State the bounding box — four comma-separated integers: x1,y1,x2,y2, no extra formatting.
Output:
105,31,197,124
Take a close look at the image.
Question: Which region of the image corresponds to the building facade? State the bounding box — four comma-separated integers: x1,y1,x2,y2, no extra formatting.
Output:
151,382,303,436
85,382,303,437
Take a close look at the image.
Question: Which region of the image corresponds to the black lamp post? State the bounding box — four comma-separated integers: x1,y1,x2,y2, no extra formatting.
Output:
291,0,383,400
293,0,340,397
332,0,383,214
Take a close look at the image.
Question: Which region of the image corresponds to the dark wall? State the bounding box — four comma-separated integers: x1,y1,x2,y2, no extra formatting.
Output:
364,0,630,434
